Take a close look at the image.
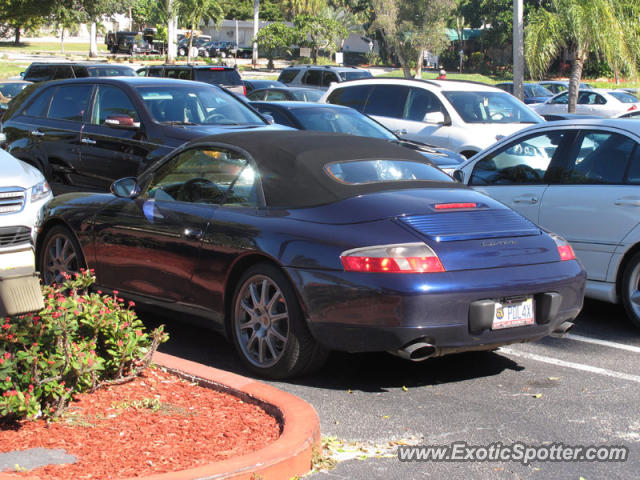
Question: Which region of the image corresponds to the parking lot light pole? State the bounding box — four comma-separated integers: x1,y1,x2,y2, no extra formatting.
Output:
513,0,524,101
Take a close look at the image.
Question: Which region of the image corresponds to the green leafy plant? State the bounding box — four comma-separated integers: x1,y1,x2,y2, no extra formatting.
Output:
0,270,168,423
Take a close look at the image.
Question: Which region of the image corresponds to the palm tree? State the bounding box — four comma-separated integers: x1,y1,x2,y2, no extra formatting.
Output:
177,0,223,63
525,0,636,113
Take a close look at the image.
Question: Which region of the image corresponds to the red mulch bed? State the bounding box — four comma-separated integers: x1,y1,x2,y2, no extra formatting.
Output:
0,367,280,479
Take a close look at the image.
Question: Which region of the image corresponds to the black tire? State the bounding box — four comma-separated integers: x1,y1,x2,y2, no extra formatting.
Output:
230,263,328,379
38,225,86,285
621,251,640,328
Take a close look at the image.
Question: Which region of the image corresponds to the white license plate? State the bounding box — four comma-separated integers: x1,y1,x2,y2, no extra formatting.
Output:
492,297,534,330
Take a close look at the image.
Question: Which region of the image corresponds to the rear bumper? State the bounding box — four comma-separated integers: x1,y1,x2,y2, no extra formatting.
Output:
285,260,585,354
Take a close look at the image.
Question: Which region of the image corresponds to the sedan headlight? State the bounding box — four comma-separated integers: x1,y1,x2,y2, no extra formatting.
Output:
31,180,51,202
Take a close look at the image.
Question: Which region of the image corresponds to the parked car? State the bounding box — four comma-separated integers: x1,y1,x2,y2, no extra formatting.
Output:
0,80,30,119
250,101,465,173
495,82,554,104
243,79,287,94
454,118,640,327
322,78,544,158
537,81,594,95
36,130,584,377
246,87,323,102
0,148,53,270
137,64,245,96
21,63,135,83
277,65,372,90
531,89,640,118
0,77,288,193
177,36,211,57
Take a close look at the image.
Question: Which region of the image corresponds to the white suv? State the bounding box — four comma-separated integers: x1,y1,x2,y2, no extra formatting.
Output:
321,78,544,158
0,149,52,272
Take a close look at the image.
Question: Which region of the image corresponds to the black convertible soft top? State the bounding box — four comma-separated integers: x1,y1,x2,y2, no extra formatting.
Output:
187,130,466,208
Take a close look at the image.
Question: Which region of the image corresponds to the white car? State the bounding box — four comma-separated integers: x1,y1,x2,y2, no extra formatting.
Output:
532,89,640,118
0,149,52,272
455,119,640,327
320,78,544,158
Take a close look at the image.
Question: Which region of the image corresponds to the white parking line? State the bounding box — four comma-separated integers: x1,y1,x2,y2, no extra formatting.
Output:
499,347,640,384
565,333,640,354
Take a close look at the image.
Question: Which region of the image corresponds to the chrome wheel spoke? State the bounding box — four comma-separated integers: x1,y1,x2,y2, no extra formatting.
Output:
249,283,260,308
266,289,282,313
265,336,277,359
270,312,288,322
260,279,268,306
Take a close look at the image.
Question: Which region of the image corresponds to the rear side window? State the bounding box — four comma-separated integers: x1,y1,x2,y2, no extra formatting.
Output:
73,66,90,77
24,65,56,82
566,131,636,184
338,71,372,81
48,85,93,122
326,85,373,112
364,85,410,118
278,69,299,84
146,67,164,77
53,65,75,80
302,70,323,86
322,71,339,87
24,88,56,117
165,68,191,80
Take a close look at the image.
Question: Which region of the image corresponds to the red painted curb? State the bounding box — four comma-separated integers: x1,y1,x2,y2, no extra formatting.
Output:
0,351,321,480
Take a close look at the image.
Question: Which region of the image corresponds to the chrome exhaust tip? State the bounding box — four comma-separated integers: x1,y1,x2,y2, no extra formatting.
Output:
389,341,437,362
550,321,574,338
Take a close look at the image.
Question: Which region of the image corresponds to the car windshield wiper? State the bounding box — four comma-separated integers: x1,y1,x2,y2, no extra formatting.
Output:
160,121,198,125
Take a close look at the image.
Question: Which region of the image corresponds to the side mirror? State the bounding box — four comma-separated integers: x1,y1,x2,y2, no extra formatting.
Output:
105,115,140,129
424,111,446,124
453,170,465,183
111,177,140,198
19,72,24,78
262,114,275,125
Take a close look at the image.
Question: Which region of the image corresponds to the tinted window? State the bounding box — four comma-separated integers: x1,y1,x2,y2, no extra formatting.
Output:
405,88,446,121
550,92,569,104
87,66,135,77
0,82,29,102
193,68,242,86
525,84,552,97
609,91,638,103
566,131,636,184
255,107,294,127
53,65,75,80
578,92,606,105
470,131,566,185
146,67,164,77
293,107,396,140
443,91,540,124
24,65,56,82
48,85,93,122
322,71,339,87
91,85,139,125
364,85,410,118
292,89,323,102
497,83,513,94
24,88,55,117
326,159,452,185
302,70,322,86
278,69,299,83
146,147,258,206
246,90,267,101
625,145,640,184
338,71,372,81
73,66,90,78
165,68,191,80
326,85,373,111
264,90,289,101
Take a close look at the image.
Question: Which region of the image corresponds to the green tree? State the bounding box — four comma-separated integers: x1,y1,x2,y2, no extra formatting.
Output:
0,0,52,44
51,4,87,53
256,22,297,69
282,0,327,20
131,0,168,29
294,13,347,64
219,0,284,21
525,0,637,113
372,0,454,78
177,0,223,62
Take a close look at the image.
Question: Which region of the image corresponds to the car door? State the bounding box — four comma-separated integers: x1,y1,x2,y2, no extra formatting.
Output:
384,86,452,149
362,84,411,135
538,129,640,281
463,129,572,224
93,146,245,302
537,92,569,115
79,84,153,191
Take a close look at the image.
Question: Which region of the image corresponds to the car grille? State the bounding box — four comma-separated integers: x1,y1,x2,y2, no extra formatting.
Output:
0,188,26,214
0,226,32,247
400,210,540,242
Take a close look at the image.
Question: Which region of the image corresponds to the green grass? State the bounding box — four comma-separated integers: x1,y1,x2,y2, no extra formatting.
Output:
0,62,26,79
0,41,107,54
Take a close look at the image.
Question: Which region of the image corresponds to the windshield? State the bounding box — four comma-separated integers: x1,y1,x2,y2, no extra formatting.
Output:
443,91,541,124
525,84,552,97
338,71,372,81
325,159,453,185
294,107,396,140
137,85,266,125
0,82,29,102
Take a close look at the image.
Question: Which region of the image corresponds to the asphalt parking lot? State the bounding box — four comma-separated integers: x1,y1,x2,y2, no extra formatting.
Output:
153,298,640,479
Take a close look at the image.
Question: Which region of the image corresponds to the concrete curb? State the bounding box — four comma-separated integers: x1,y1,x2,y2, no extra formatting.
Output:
0,351,321,480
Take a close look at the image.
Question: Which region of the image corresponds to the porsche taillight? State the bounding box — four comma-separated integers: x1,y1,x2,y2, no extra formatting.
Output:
340,243,445,273
549,233,576,261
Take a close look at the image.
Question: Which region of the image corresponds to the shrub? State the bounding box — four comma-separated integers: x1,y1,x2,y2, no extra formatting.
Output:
0,270,168,423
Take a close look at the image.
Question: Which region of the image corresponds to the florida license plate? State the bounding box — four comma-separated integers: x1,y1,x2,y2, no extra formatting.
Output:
492,297,534,330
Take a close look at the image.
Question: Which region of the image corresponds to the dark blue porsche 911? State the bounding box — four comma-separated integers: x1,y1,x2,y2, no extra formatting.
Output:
37,130,585,378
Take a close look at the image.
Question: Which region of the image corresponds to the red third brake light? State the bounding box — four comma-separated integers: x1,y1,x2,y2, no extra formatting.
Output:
434,202,477,210
340,243,445,273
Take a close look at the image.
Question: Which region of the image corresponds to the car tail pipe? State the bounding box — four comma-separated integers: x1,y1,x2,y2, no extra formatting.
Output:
549,321,574,338
389,339,438,362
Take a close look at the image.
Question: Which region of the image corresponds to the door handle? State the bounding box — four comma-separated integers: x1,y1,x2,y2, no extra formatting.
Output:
30,130,44,137
183,227,203,240
614,198,640,207
513,196,538,204
81,137,96,145
394,129,408,136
